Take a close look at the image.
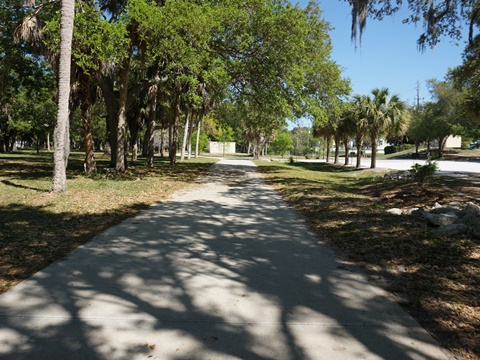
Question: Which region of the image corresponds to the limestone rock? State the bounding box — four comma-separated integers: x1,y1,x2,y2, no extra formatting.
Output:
465,202,480,217
423,212,458,227
411,208,427,219
402,208,419,216
432,224,468,236
386,208,403,216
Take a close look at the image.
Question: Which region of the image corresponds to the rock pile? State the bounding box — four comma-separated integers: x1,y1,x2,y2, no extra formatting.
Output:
387,201,480,238
382,171,412,181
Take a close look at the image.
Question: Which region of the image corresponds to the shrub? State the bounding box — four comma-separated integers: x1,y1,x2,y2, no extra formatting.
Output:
384,144,414,155
410,160,438,184
384,145,396,154
289,156,295,164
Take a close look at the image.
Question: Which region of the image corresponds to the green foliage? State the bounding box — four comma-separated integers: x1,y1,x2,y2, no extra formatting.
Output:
348,0,474,50
192,131,209,152
410,160,438,184
6,0,350,165
70,102,107,148
5,60,56,151
217,125,234,144
407,79,465,156
336,88,410,168
449,35,480,127
384,144,414,154
41,1,129,74
271,132,293,157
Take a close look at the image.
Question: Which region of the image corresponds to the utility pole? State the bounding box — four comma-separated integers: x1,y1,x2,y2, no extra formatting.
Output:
416,79,421,109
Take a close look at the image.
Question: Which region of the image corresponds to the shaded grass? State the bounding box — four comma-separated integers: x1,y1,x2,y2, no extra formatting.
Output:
0,151,216,293
257,160,479,360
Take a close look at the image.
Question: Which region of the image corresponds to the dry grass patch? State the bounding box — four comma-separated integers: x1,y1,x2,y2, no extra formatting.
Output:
257,161,479,360
0,151,216,294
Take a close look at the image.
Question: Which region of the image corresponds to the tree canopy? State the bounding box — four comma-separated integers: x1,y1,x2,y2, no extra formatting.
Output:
347,0,480,50
3,0,351,184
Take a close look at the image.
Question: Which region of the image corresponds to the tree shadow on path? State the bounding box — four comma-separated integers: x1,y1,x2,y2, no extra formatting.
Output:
0,160,449,359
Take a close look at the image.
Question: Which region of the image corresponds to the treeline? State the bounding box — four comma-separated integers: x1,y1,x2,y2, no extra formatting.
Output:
0,0,349,175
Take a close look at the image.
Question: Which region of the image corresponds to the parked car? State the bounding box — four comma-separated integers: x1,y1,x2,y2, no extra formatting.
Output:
468,140,480,149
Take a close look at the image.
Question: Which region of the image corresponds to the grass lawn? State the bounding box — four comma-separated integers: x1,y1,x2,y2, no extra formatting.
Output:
0,150,216,294
256,160,479,360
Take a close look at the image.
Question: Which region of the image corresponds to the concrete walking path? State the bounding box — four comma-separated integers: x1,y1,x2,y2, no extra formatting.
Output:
0,159,451,359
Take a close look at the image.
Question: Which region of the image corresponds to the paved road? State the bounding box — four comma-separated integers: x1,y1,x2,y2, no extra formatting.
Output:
0,159,451,359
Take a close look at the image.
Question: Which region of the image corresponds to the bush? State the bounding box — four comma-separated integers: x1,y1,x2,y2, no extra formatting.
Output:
384,145,396,154
384,144,414,154
410,160,438,184
192,131,209,152
289,156,295,164
398,144,414,152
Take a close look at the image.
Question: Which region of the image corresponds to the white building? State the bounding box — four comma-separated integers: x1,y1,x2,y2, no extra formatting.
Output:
445,135,462,148
209,141,236,154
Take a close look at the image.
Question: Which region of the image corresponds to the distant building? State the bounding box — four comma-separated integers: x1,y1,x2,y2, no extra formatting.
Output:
445,136,462,148
209,141,236,154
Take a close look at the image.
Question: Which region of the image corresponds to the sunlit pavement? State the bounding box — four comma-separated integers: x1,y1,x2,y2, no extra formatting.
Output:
0,159,451,359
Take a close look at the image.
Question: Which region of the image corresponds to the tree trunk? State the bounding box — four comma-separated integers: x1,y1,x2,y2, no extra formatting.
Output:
168,119,173,158
81,102,96,174
355,135,363,169
370,132,378,169
187,110,195,160
128,113,142,163
130,120,139,163
170,83,182,165
79,71,96,175
132,139,138,162
116,56,130,172
147,85,158,167
159,129,165,158
97,76,118,167
142,125,149,157
10,135,17,152
334,135,340,165
343,138,350,166
195,111,203,158
52,0,74,192
326,136,331,163
438,137,447,158
180,109,190,161
147,109,156,167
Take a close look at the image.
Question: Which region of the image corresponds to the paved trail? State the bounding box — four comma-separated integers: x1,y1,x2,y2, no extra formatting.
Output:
0,159,450,359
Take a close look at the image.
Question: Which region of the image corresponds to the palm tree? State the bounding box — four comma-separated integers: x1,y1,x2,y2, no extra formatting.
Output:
52,0,75,192
313,123,335,163
337,104,356,166
367,88,408,169
351,94,370,168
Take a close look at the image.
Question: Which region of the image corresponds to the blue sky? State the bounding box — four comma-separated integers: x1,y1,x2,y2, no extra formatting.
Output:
299,1,467,106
